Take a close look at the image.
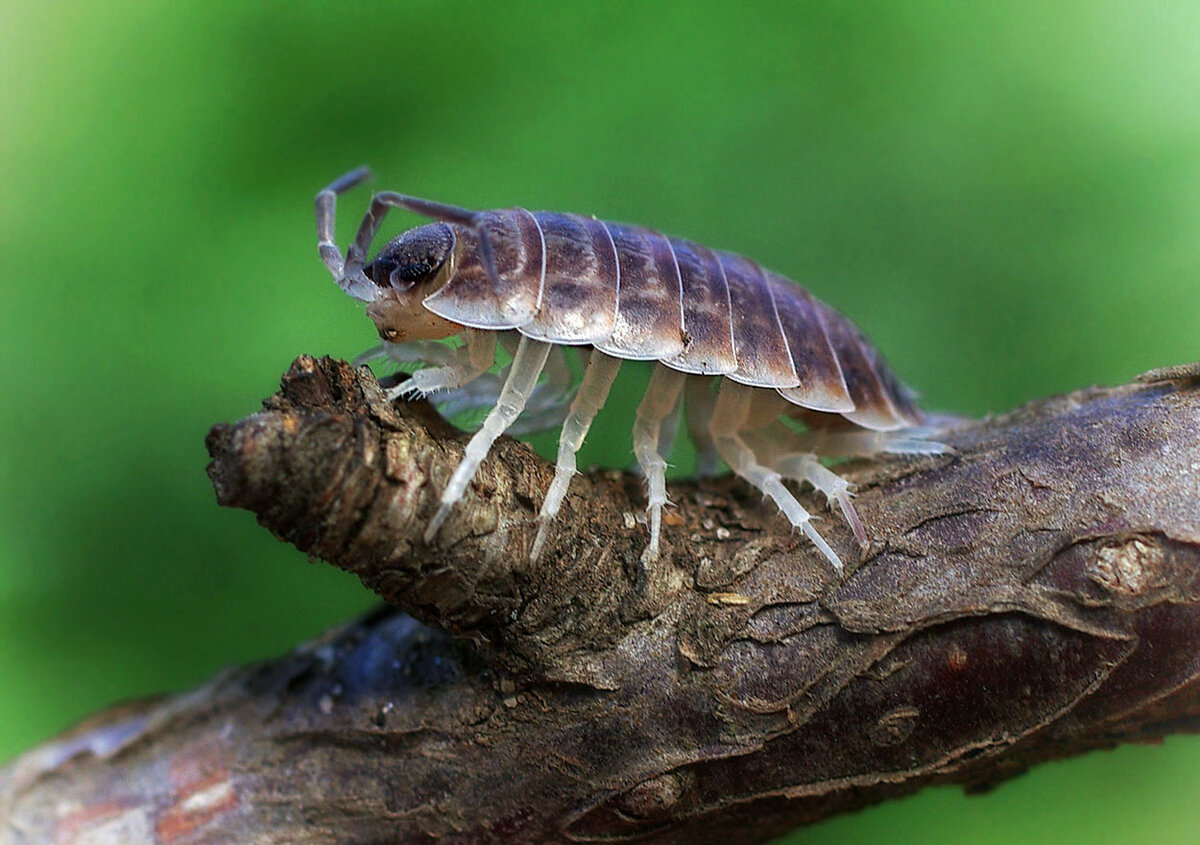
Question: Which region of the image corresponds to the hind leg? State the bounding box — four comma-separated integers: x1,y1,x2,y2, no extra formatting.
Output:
798,426,950,458
633,365,687,561
743,423,868,549
710,381,843,572
773,452,867,548
424,336,552,542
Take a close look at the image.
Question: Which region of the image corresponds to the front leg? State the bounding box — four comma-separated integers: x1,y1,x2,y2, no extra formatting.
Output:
389,329,497,400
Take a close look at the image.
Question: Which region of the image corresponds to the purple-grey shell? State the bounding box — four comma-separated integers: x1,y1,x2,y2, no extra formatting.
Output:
420,209,921,431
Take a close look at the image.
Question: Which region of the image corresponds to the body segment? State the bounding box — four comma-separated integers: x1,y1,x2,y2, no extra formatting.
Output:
315,169,941,571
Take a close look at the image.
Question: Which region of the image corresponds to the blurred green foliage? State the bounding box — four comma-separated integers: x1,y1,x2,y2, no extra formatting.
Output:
2,1,1198,841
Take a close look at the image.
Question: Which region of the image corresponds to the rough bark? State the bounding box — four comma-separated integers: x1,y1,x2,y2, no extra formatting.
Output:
3,356,1200,845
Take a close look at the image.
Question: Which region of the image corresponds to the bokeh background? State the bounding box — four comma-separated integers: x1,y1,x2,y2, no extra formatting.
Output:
3,1,1199,842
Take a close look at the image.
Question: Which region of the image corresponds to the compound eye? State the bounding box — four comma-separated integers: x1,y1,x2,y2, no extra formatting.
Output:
362,256,398,288
396,261,434,283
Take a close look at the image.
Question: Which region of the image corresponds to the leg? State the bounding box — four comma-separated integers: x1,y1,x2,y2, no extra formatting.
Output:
710,381,843,572
634,365,687,562
431,374,504,418
390,329,496,399
742,422,868,549
510,345,577,435
429,345,574,434
685,377,721,477
656,391,684,466
799,426,950,458
315,167,376,301
424,336,553,542
429,331,523,420
529,351,623,561
522,343,574,414
353,339,462,369
507,401,571,436
540,342,573,399
774,453,867,548
357,338,504,419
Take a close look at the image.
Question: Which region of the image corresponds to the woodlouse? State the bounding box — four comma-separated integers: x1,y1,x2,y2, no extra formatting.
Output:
315,168,944,571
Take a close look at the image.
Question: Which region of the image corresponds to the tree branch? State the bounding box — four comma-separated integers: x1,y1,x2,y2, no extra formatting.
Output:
4,357,1199,844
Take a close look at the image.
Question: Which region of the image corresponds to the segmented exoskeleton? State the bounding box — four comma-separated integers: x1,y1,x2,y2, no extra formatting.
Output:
315,168,943,572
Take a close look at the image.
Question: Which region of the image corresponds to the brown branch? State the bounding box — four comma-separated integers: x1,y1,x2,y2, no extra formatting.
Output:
4,357,1200,844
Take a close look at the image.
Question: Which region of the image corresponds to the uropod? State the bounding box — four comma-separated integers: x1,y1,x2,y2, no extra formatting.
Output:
315,168,944,572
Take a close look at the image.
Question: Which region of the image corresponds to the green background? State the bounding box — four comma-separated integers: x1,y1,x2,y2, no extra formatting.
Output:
3,1,1199,842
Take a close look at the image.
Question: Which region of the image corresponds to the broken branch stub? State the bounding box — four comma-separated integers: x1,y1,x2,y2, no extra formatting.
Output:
205,355,653,671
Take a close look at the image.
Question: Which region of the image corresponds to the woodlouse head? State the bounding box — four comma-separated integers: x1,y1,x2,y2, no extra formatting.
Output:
363,223,456,293
363,222,463,343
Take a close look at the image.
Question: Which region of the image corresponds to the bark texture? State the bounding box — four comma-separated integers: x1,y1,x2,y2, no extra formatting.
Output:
3,356,1200,844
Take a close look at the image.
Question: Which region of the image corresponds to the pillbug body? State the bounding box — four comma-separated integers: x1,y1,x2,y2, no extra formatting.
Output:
316,168,943,572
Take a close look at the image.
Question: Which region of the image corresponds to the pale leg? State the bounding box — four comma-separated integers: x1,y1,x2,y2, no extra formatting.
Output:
354,340,462,370
742,423,868,549
710,381,843,572
432,375,505,418
358,340,508,420
529,351,623,562
390,329,496,399
511,346,576,433
774,453,867,548
656,392,684,467
539,342,573,400
424,336,552,542
798,427,950,458
685,377,721,477
427,346,574,435
633,365,687,561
